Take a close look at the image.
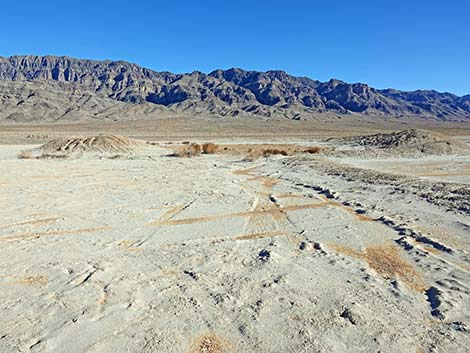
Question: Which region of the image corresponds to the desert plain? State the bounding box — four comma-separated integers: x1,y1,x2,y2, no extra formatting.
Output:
0,118,469,353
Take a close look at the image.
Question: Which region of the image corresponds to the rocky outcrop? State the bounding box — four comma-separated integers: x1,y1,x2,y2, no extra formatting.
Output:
0,55,468,122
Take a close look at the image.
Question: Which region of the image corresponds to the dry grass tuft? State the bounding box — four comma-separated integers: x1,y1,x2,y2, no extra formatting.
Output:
202,143,219,154
235,230,288,240
362,245,425,291
188,333,233,353
14,275,48,287
167,143,327,160
330,243,426,292
217,143,327,157
172,143,202,157
0,217,59,230
0,226,112,242
329,244,361,258
262,148,288,157
242,152,258,162
304,146,323,154
17,150,34,159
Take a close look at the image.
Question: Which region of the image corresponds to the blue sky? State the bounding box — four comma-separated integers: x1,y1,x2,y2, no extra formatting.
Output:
1,0,469,95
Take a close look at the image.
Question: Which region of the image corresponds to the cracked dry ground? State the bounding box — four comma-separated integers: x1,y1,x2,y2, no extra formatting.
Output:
0,147,469,353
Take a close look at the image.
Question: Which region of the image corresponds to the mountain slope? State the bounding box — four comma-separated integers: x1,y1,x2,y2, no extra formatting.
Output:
0,55,468,122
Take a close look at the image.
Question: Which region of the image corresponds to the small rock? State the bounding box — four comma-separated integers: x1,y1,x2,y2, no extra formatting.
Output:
183,270,198,280
340,307,362,325
258,249,270,262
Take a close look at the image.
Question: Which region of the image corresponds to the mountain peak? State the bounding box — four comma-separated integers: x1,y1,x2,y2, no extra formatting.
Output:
0,55,468,122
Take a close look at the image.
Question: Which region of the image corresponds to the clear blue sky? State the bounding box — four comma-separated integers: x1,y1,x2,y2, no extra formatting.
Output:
1,0,469,95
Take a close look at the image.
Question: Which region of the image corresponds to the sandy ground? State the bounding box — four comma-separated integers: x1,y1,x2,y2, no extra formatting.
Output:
2,117,470,144
0,134,469,352
332,156,470,185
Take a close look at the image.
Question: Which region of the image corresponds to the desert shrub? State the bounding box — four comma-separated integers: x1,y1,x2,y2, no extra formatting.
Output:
17,150,34,159
243,153,258,162
181,141,190,145
192,143,202,154
172,143,202,157
202,142,218,154
304,146,323,154
262,148,288,157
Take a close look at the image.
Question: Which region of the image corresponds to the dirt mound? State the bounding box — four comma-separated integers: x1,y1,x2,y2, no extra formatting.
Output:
19,135,144,159
333,129,470,156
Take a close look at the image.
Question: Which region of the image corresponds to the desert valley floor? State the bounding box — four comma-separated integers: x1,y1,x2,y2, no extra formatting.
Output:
0,122,469,353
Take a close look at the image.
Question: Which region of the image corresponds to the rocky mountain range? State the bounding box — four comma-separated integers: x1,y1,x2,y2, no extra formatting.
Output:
0,55,469,122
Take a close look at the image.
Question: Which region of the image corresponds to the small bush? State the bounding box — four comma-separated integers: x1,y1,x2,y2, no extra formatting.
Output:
17,150,34,159
202,143,218,154
262,148,288,157
243,153,258,162
181,141,190,145
172,143,202,157
304,146,323,154
192,143,202,154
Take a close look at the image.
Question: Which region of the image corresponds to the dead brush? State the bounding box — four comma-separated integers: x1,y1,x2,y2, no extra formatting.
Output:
243,148,288,161
172,143,202,157
189,333,233,353
330,243,426,292
202,143,218,154
17,150,34,159
262,148,288,157
304,146,323,154
243,153,258,162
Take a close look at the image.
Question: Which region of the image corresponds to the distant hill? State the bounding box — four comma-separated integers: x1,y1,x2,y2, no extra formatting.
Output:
0,55,469,122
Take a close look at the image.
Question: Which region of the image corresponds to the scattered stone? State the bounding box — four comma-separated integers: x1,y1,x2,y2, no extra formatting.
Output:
258,249,270,262
183,270,198,281
340,308,357,325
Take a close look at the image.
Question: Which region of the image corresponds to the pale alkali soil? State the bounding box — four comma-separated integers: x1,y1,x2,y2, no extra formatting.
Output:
0,126,469,353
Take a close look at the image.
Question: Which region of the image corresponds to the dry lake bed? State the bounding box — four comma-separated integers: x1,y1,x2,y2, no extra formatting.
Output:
0,129,469,353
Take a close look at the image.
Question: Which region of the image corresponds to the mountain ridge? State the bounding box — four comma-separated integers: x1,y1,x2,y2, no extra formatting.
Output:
0,55,469,122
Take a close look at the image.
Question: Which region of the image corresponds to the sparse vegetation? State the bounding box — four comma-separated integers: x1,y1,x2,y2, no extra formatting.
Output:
172,143,202,157
209,144,326,159
189,333,232,353
330,243,426,292
304,146,323,154
13,275,48,287
17,150,34,159
243,153,257,162
171,142,219,157
202,142,218,154
262,148,288,157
